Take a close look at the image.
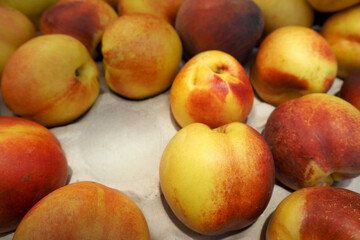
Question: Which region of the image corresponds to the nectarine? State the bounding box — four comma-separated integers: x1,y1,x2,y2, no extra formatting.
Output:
1,34,100,127
102,13,182,99
170,50,254,128
321,4,360,79
0,116,68,233
267,186,360,239
251,26,337,106
263,93,360,190
160,122,275,235
13,181,150,239
175,0,264,63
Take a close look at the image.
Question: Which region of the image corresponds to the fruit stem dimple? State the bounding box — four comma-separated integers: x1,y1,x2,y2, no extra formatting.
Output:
74,66,82,82
215,125,227,134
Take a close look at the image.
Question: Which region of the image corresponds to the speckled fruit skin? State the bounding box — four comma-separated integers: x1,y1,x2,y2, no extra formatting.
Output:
0,116,68,233
170,50,254,128
250,26,337,106
263,93,360,190
40,0,118,58
102,13,183,100
175,0,264,63
1,34,100,128
306,0,360,12
321,5,360,79
159,122,275,236
13,181,150,240
340,69,360,110
117,0,184,26
266,187,360,240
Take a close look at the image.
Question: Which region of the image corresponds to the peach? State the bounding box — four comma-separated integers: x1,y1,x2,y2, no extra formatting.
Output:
267,187,360,239
0,116,68,233
101,13,182,99
253,0,314,36
250,26,337,106
263,93,360,190
40,0,118,58
321,5,360,79
13,181,150,239
160,122,275,235
0,0,59,28
175,0,264,63
1,34,100,127
306,0,360,12
117,0,184,26
0,5,36,77
170,50,254,128
340,69,360,110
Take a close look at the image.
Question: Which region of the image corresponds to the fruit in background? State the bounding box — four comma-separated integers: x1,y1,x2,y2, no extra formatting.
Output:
104,0,119,8
175,0,264,63
170,50,254,128
0,6,36,77
0,0,59,28
266,187,360,240
0,116,68,233
40,0,118,58
253,0,314,36
321,5,360,79
13,181,150,240
102,13,182,99
263,93,360,190
160,122,275,236
250,26,337,106
1,34,100,128
117,0,184,26
340,69,360,110
306,0,360,12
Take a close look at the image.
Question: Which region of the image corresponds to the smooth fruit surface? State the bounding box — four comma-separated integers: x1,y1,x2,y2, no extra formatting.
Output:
267,187,360,240
0,5,36,77
102,13,182,99
1,34,100,127
253,0,314,36
0,0,59,27
160,122,275,235
175,0,264,63
40,0,118,58
251,26,337,106
117,0,184,25
170,50,254,128
306,0,360,12
340,69,360,110
13,181,150,240
263,93,360,190
321,5,360,79
0,116,68,233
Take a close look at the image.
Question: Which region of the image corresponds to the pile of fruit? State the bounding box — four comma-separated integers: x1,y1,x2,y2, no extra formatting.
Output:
0,0,359,239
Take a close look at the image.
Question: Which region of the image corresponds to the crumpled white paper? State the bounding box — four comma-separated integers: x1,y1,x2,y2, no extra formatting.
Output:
0,54,358,240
